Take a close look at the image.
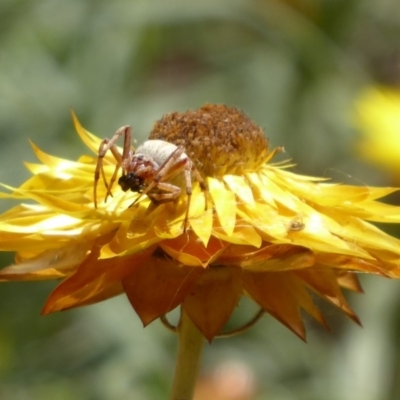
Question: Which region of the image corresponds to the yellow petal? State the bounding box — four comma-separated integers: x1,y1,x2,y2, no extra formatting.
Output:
223,175,255,206
188,184,213,246
213,224,262,247
208,177,236,236
71,111,103,155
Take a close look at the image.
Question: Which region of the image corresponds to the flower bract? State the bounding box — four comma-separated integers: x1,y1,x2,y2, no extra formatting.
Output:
355,86,400,176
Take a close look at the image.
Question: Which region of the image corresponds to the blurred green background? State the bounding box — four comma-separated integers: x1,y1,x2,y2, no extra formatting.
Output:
1,0,400,399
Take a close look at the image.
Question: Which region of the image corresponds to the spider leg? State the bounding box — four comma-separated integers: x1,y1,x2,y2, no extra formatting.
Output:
94,126,131,208
156,146,208,210
94,139,110,208
191,164,208,210
128,181,181,211
145,182,182,202
150,148,208,232
180,159,209,232
154,146,187,182
148,146,209,232
182,158,194,232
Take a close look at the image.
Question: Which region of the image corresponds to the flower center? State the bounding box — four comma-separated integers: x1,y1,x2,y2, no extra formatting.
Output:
149,104,270,176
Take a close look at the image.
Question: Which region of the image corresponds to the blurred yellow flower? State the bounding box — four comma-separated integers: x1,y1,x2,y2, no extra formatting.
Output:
355,86,400,174
1,104,400,341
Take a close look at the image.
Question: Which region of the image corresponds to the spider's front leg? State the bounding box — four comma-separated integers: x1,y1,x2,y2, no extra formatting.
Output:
144,180,192,231
146,154,206,232
145,182,182,203
94,125,131,208
181,157,209,231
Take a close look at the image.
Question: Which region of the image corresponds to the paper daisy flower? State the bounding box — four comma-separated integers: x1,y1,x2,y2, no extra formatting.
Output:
1,104,400,342
355,86,400,175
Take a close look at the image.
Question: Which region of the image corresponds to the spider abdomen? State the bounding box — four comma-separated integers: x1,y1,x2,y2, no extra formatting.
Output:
135,140,187,167
132,140,188,189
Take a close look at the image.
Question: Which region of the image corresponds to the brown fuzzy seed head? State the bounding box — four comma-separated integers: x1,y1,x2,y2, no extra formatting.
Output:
149,104,270,176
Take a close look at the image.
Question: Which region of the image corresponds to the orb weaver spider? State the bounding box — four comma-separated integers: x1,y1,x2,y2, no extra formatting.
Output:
94,125,208,231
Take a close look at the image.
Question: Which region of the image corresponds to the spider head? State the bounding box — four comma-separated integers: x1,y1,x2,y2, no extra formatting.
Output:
118,172,145,193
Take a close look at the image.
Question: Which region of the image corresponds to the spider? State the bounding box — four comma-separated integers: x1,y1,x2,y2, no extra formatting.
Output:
94,125,208,231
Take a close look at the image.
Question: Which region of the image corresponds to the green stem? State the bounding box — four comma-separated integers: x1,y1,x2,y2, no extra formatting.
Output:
169,308,204,400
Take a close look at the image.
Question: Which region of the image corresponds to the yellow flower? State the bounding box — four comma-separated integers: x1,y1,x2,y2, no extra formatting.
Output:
1,104,400,342
355,86,400,174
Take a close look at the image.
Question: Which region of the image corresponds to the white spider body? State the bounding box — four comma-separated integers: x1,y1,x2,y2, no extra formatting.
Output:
135,140,187,167
132,140,187,189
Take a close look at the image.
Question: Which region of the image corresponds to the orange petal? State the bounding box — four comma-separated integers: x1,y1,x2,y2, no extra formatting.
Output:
295,268,361,324
123,255,203,326
42,240,155,314
219,243,315,271
242,271,310,340
0,245,88,281
60,281,125,310
160,232,229,267
336,271,364,293
317,253,391,276
183,266,242,342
